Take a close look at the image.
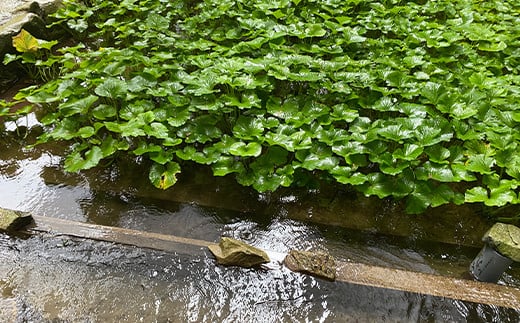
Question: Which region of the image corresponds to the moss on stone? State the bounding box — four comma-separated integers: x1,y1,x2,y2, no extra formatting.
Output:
284,249,336,281
208,237,270,268
483,223,520,262
0,207,33,231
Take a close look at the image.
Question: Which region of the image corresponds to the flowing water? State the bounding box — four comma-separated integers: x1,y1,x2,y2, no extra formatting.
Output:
1,120,520,321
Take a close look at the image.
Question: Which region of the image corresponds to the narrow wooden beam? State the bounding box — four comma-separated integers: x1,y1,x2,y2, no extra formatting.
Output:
23,216,520,309
30,215,211,252
336,261,520,310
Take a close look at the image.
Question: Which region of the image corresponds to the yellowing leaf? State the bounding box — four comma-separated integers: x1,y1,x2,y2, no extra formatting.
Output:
149,162,181,190
12,29,39,53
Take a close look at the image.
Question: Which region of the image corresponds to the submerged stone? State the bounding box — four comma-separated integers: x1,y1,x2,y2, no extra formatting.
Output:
284,250,336,281
0,207,33,231
208,237,270,268
482,223,520,262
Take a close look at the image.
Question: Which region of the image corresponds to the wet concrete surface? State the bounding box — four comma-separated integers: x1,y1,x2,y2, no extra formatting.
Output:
12,214,520,310
2,231,519,322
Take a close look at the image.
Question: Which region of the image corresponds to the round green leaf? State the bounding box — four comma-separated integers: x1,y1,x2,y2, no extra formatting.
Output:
229,141,263,157
149,162,181,190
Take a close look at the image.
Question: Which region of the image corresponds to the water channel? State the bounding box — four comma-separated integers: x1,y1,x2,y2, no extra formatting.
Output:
1,114,520,321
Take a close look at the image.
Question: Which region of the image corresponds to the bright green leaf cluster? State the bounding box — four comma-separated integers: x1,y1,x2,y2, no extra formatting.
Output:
7,0,520,212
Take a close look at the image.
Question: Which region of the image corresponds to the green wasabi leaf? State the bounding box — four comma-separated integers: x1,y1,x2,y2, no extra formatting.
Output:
393,144,423,161
67,19,88,33
265,125,312,152
416,162,455,182
212,156,244,176
233,116,264,140
65,145,103,172
478,41,507,52
128,75,157,92
380,159,410,176
229,141,263,157
133,141,162,155
304,24,327,38
77,126,95,138
421,82,447,105
425,145,451,164
487,187,517,206
92,104,117,120
451,163,477,182
466,154,495,175
465,187,489,203
95,78,128,99
150,150,174,164
59,95,98,117
331,166,367,185
360,173,394,199
50,119,80,140
145,13,170,31
330,104,358,122
149,162,181,190
406,182,454,214
296,151,339,171
145,122,170,139
100,136,129,157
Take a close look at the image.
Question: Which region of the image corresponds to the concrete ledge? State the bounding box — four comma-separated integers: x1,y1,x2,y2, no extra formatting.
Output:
29,215,211,254
337,261,520,310
18,215,520,310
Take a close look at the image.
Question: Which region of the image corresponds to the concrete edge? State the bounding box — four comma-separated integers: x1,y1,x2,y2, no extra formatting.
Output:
15,215,520,310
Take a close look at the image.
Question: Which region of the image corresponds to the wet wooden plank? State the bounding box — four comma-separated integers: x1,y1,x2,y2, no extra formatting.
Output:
336,261,520,310
24,215,520,309
29,215,211,254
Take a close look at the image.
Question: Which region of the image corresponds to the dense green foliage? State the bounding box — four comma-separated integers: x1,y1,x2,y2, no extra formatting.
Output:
3,0,520,213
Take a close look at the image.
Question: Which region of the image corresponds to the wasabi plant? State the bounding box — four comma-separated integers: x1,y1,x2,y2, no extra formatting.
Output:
4,0,520,213
3,29,59,83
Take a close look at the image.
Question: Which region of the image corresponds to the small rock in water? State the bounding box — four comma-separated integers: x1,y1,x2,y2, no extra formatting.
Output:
483,223,520,262
0,208,33,232
284,250,336,281
208,237,270,268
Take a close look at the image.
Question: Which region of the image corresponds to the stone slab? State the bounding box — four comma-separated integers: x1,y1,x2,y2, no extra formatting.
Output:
208,237,270,268
483,223,520,262
0,208,32,231
284,250,336,281
17,214,520,309
0,0,61,27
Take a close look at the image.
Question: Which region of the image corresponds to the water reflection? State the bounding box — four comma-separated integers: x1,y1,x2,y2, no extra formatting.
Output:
0,153,91,220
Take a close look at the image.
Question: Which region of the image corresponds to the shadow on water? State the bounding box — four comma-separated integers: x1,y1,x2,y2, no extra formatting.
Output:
1,125,520,321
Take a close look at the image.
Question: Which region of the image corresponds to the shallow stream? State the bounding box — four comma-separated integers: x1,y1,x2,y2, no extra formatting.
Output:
1,121,520,321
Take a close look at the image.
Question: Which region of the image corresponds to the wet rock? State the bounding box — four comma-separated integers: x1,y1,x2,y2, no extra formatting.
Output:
208,237,270,268
0,207,33,232
284,250,336,281
482,223,520,262
0,0,62,47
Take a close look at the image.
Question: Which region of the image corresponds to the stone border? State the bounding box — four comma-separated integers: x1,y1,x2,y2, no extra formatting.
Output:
11,214,520,309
